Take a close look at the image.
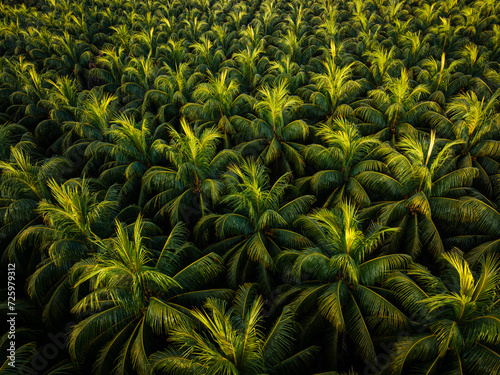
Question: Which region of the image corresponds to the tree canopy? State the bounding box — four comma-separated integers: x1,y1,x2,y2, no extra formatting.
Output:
1,0,499,374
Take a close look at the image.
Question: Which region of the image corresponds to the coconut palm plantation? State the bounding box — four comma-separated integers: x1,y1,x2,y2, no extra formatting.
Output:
0,0,499,374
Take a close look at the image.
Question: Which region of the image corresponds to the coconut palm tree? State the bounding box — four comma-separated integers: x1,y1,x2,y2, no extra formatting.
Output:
55,89,117,155
399,32,435,78
2,61,52,127
428,89,500,201
89,47,129,93
150,284,320,375
209,24,238,56
301,45,363,122
427,16,468,54
45,32,93,89
195,159,314,292
130,27,166,59
236,80,309,176
353,46,403,89
353,69,440,144
83,113,169,203
120,56,165,114
46,75,80,123
0,146,71,275
417,53,468,107
251,0,281,38
297,117,381,208
180,16,207,43
33,75,82,151
277,202,409,369
263,55,306,96
386,250,500,374
140,118,239,225
182,69,253,148
190,35,226,74
23,27,55,63
230,42,269,93
142,62,202,124
274,28,315,68
359,131,477,259
455,43,495,98
17,178,122,328
69,216,231,375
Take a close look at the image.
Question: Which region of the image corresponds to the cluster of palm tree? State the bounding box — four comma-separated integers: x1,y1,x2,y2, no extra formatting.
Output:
1,0,500,374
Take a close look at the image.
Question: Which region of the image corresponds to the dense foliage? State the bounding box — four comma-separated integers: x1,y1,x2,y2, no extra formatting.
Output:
1,0,500,374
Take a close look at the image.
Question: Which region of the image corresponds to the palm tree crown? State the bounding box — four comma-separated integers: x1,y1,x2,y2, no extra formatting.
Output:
386,250,500,374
